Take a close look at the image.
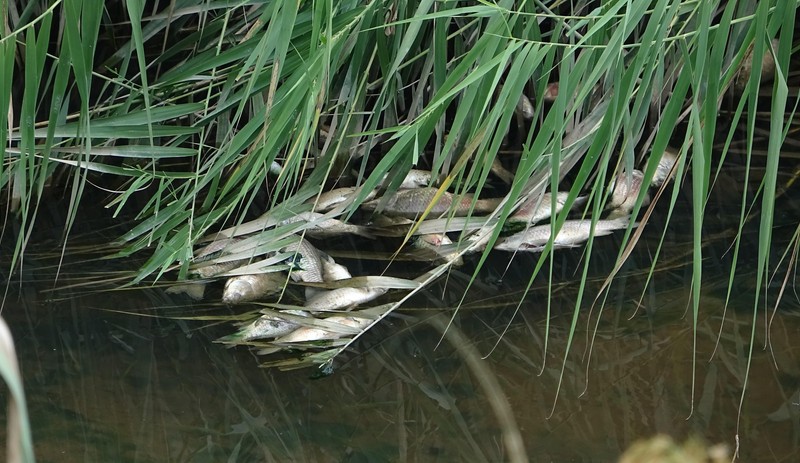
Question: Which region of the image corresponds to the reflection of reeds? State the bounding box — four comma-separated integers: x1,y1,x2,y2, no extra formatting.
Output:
0,315,35,463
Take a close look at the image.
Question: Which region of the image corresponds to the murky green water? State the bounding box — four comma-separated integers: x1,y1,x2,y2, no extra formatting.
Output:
2,168,799,462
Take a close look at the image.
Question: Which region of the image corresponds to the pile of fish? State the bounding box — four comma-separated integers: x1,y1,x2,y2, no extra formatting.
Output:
178,146,679,348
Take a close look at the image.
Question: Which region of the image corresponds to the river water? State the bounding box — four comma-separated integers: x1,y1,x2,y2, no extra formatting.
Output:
1,166,799,462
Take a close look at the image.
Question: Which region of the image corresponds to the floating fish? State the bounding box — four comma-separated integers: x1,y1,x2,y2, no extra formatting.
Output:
282,239,324,284
309,187,378,213
164,282,206,300
222,272,288,305
362,187,501,219
494,217,635,252
304,286,388,312
733,38,779,94
319,253,352,281
413,233,464,266
516,93,535,119
509,192,586,225
275,315,372,343
607,170,649,219
305,253,354,299
650,147,679,188
190,236,250,278
394,169,433,189
218,310,310,342
281,212,373,239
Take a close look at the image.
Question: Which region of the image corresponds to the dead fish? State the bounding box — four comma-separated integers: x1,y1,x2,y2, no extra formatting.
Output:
165,283,206,300
491,158,515,184
516,93,535,119
413,233,464,266
494,217,635,252
733,38,779,93
320,253,352,281
281,212,374,239
304,286,388,312
275,315,372,343
218,310,310,342
400,169,433,189
510,192,587,225
305,253,354,300
282,239,324,284
222,272,288,305
190,259,250,279
309,187,378,213
382,169,433,189
362,187,501,219
607,170,649,219
542,82,559,102
190,236,249,278
650,147,679,188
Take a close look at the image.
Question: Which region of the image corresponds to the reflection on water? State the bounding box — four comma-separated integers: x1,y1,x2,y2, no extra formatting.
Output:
2,172,800,462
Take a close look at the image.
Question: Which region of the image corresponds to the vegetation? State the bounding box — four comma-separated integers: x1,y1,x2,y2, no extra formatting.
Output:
1,0,797,457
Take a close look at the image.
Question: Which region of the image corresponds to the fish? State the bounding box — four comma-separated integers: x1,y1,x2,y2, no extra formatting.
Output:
650,147,679,188
275,315,372,343
493,217,635,252
607,170,649,218
309,187,378,213
516,93,535,119
733,38,779,93
282,239,325,284
362,187,501,219
222,272,288,305
305,253,354,300
542,82,559,102
413,233,464,266
509,192,587,225
304,286,388,312
320,253,353,281
190,236,250,279
280,211,374,238
395,169,433,189
190,259,250,279
218,309,310,342
164,282,207,300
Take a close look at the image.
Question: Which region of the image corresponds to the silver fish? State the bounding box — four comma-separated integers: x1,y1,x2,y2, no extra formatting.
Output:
219,310,310,342
733,38,779,93
607,170,649,218
400,169,433,188
190,236,249,278
650,147,679,188
304,286,388,312
516,93,535,119
282,239,324,284
164,282,206,300
222,272,288,305
281,212,374,239
275,315,372,343
190,259,250,279
510,192,586,225
414,234,464,266
305,253,354,300
309,187,378,213
320,253,352,281
381,169,433,189
494,217,635,252
362,187,501,219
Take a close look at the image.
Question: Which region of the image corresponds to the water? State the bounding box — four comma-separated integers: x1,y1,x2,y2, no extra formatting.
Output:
2,169,799,462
